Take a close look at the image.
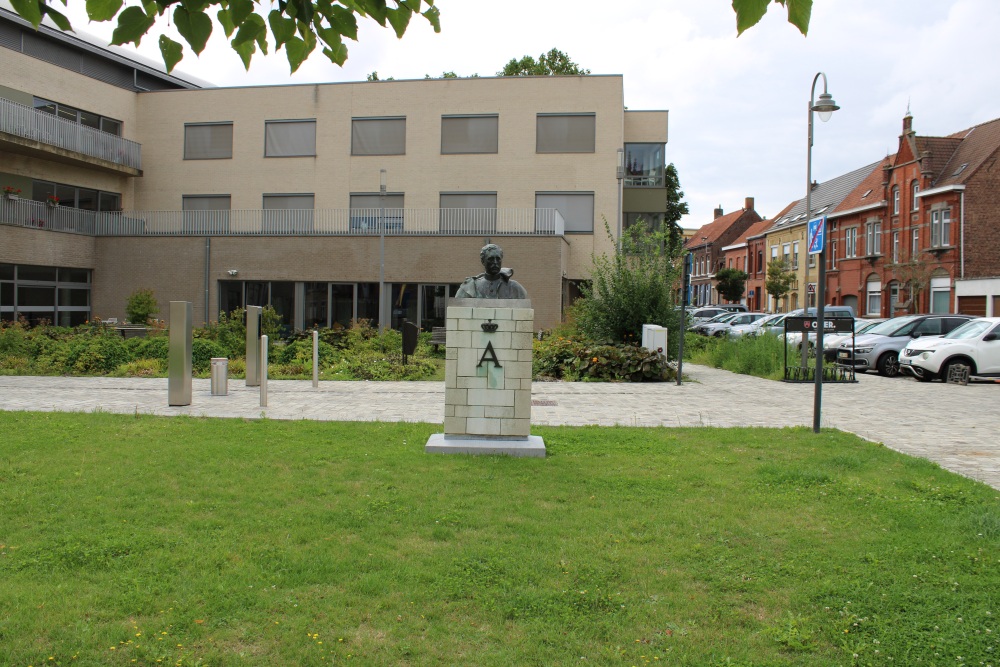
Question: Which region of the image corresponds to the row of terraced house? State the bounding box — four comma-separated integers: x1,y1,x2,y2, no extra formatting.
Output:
687,112,1000,318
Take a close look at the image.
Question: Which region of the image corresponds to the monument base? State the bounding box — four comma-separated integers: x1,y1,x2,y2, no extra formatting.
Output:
424,433,546,458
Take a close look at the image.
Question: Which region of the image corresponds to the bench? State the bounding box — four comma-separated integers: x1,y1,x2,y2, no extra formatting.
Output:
431,326,447,351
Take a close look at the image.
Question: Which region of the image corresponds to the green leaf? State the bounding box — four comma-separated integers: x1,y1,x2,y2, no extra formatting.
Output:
384,6,411,38
732,0,770,36
322,42,348,66
42,5,73,30
268,10,296,49
111,6,156,46
285,33,315,73
422,4,440,32
158,34,184,72
10,0,43,27
231,34,255,70
232,12,265,46
329,5,359,40
217,8,235,37
228,0,254,27
86,0,122,22
785,0,812,35
173,6,213,54
315,24,342,50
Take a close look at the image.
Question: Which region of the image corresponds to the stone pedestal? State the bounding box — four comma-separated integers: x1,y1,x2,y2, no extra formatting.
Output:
425,298,545,458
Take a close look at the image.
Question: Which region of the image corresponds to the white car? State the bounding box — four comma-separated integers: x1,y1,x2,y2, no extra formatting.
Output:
701,312,765,337
729,312,784,338
899,317,1000,381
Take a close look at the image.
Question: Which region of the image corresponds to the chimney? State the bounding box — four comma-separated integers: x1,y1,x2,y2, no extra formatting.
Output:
714,205,724,219
744,196,754,211
810,180,819,191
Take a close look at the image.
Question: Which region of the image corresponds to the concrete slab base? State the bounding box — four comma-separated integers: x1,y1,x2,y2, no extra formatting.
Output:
425,433,546,458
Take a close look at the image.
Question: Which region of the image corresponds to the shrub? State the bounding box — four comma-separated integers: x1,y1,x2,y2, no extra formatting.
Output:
125,288,159,325
192,338,228,372
67,333,131,374
332,351,438,381
125,335,169,361
533,334,674,382
277,338,336,367
112,358,164,377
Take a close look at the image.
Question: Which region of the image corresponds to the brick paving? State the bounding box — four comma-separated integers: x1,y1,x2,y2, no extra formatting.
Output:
0,365,997,489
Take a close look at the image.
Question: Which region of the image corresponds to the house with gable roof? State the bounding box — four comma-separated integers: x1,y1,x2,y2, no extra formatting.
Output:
684,197,761,306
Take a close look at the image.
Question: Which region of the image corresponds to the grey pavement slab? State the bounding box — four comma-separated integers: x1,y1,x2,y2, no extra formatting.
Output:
0,365,997,489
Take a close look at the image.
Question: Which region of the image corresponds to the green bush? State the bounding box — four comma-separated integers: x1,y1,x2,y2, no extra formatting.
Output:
125,288,159,325
533,334,674,382
67,333,131,374
192,338,228,372
277,338,336,367
125,335,169,361
332,351,438,381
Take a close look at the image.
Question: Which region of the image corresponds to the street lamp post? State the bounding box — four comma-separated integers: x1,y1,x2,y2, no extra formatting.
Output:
616,147,625,250
379,168,387,333
807,72,840,433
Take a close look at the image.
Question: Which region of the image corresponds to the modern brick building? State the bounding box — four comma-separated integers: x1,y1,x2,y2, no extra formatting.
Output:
0,8,671,331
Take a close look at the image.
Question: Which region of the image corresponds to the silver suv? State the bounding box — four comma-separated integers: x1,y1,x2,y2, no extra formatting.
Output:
836,314,974,377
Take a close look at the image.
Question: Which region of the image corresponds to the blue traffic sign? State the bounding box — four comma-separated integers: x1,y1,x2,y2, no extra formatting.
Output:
807,216,826,255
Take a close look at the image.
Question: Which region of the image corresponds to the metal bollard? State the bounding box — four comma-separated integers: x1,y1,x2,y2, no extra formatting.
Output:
312,329,319,388
260,335,268,407
210,357,228,395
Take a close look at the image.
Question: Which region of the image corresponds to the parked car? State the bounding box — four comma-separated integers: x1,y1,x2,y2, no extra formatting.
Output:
782,306,857,350
821,318,885,361
753,313,789,337
687,307,729,326
690,312,740,335
899,317,1000,381
729,312,785,338
836,314,975,377
717,304,749,313
701,312,765,337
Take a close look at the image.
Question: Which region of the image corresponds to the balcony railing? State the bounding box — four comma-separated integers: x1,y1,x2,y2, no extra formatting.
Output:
0,98,141,170
0,199,565,237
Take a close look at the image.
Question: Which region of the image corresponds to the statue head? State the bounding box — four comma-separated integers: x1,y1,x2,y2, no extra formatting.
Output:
480,243,503,276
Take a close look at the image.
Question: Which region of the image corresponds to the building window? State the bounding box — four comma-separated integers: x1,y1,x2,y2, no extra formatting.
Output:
262,194,314,233
930,275,950,313
892,186,899,215
911,180,919,211
782,243,791,267
888,281,900,314
791,241,799,270
892,231,899,263
351,117,405,156
844,227,857,258
930,208,951,247
349,193,404,231
441,115,498,154
536,114,595,153
31,180,120,211
182,195,231,233
623,212,666,233
1,263,91,327
536,192,594,233
865,221,882,256
866,277,882,316
623,143,665,187
440,192,497,233
265,119,316,157
34,97,122,136
184,122,233,160
912,228,920,255
829,240,838,270
757,250,763,274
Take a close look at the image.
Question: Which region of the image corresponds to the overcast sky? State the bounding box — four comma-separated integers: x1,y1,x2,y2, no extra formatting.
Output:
55,0,1000,229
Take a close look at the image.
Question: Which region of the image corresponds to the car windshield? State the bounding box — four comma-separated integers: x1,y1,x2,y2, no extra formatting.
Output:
711,313,739,324
703,313,732,324
865,316,919,336
753,314,782,327
856,319,882,333
942,319,994,340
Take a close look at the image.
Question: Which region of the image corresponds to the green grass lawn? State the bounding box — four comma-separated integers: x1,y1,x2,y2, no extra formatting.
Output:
1,414,998,666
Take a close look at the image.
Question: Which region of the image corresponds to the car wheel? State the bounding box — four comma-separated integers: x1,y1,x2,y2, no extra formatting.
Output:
876,351,900,377
914,370,934,382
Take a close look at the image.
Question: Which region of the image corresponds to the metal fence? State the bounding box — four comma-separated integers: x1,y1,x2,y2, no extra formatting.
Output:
0,199,566,237
1,98,142,170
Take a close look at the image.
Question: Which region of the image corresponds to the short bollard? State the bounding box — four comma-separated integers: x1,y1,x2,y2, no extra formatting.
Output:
312,329,319,388
260,335,268,408
210,357,228,396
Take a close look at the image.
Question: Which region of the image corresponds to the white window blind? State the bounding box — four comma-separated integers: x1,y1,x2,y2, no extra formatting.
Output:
184,123,233,160
536,114,595,153
352,118,406,155
265,120,316,157
441,115,498,154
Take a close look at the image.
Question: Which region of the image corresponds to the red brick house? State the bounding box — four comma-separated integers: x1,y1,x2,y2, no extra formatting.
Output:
722,216,782,310
825,114,1000,317
685,197,762,306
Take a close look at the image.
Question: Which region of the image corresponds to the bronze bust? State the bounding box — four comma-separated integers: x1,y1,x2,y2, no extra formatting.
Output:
455,243,528,299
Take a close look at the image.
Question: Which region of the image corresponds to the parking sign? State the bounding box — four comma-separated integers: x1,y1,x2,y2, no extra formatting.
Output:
808,216,826,255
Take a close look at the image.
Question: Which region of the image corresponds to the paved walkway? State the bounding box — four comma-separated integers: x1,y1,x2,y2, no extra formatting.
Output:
1,365,998,489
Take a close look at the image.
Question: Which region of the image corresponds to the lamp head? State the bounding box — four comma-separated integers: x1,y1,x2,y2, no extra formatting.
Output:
812,92,840,122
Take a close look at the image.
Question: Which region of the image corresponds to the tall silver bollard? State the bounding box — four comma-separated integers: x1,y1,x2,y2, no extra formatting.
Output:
312,329,319,388
246,305,262,387
260,334,268,408
168,301,192,406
